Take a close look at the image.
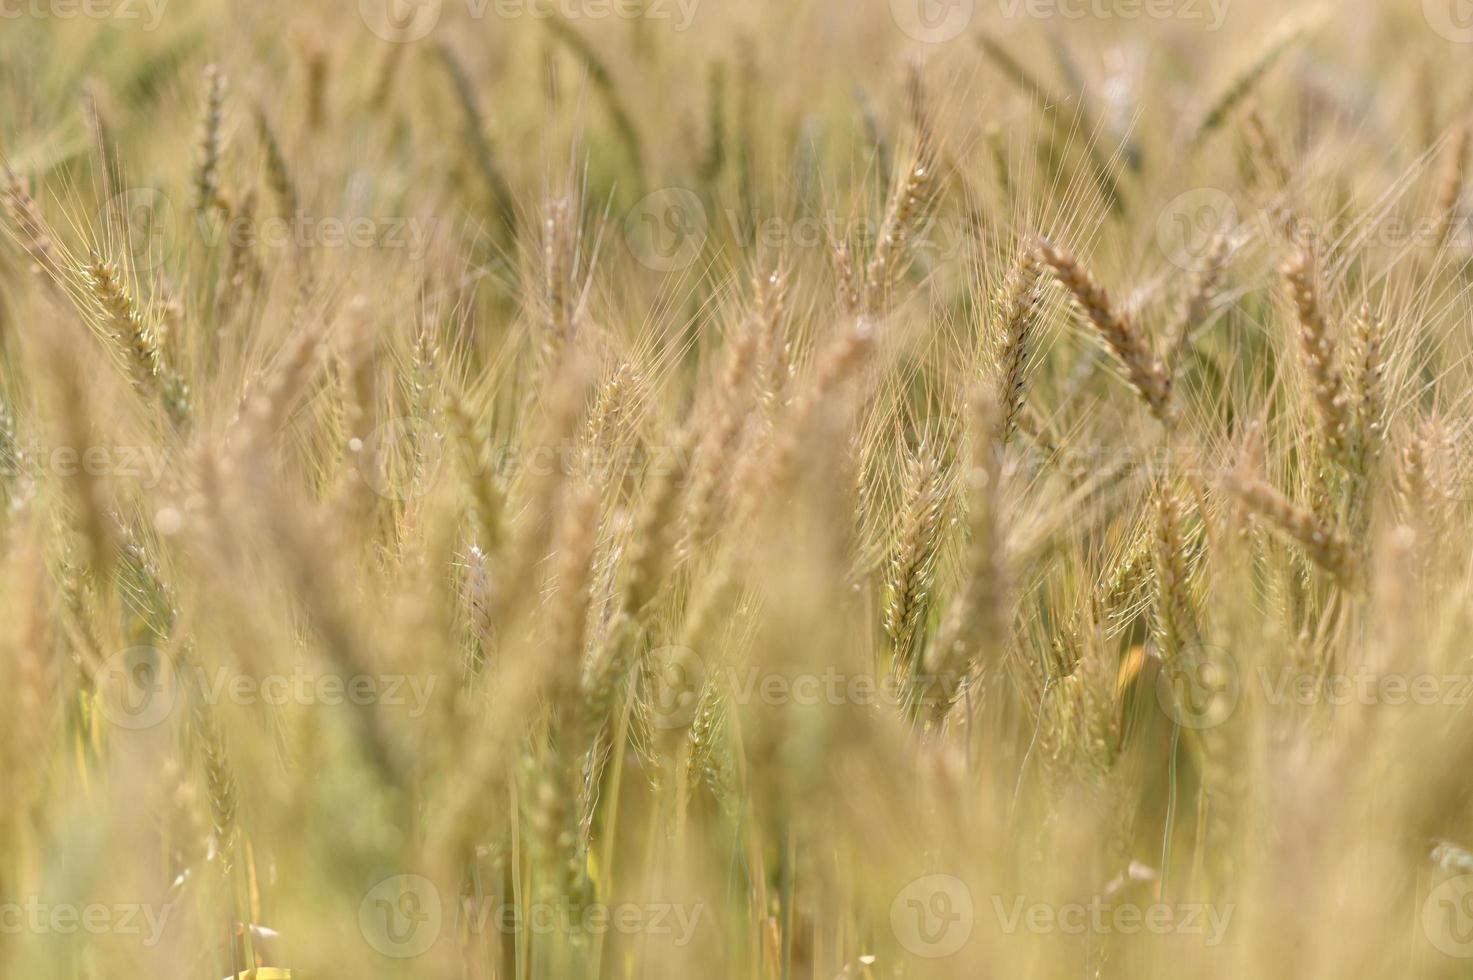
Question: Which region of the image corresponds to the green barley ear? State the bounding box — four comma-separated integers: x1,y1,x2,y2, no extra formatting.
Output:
436,41,518,239
1190,21,1307,148
254,104,298,220
193,64,227,216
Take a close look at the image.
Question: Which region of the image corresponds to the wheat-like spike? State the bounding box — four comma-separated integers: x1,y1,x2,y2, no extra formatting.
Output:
1282,246,1353,468
191,696,239,876
832,240,861,316
549,485,600,702
883,444,944,676
995,253,1044,444
1352,302,1385,466
1,164,66,293
542,196,577,369
1434,124,1469,249
863,148,938,315
921,388,1004,720
462,543,495,677
437,41,518,238
543,16,645,188
193,64,227,215
1224,468,1358,586
1037,238,1172,421
84,255,191,429
1242,105,1291,190
1152,479,1197,661
1191,22,1307,147
254,105,299,221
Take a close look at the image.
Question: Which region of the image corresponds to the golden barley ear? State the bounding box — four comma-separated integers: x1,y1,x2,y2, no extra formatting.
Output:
1036,237,1172,422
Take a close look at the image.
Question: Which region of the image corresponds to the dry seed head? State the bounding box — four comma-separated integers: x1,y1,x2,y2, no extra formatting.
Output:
1224,467,1358,587
1036,237,1172,421
1282,246,1353,468
996,252,1044,444
1434,124,1469,249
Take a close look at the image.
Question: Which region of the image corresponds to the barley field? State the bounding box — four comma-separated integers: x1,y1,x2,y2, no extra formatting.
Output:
4,0,1473,977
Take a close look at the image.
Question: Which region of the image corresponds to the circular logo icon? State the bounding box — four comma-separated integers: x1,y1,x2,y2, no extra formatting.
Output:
623,188,707,272
95,646,178,730
360,0,442,42
103,187,176,274
648,645,705,729
355,417,445,501
1426,0,1473,43
1156,187,1238,270
360,874,442,958
889,0,975,43
1424,875,1473,957
890,874,973,958
1154,645,1238,729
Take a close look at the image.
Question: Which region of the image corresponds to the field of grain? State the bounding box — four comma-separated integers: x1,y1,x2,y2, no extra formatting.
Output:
4,1,1473,977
